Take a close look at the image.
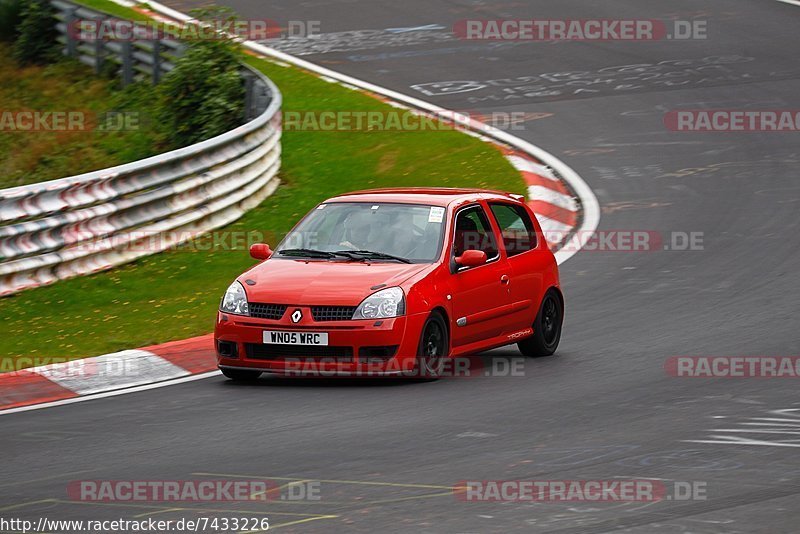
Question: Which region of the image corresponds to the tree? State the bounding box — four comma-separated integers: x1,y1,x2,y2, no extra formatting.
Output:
13,0,57,65
156,7,245,146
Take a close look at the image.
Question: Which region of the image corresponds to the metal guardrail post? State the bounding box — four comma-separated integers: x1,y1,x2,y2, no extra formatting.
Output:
93,17,104,75
152,40,161,84
121,41,133,86
65,6,78,57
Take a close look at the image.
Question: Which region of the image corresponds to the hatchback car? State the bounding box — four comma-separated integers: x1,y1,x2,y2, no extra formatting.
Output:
215,188,563,379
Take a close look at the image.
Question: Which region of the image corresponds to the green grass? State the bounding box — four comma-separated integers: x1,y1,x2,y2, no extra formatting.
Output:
0,43,171,189
72,0,151,21
0,6,524,370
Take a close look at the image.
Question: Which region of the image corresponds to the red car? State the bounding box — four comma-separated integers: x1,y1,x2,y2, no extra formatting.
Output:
215,188,563,379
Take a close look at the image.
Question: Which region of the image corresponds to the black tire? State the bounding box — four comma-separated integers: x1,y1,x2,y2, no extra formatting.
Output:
415,312,449,379
220,368,262,381
518,290,563,357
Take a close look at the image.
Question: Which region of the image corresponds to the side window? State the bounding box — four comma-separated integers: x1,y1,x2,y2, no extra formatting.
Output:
489,203,537,256
453,205,499,261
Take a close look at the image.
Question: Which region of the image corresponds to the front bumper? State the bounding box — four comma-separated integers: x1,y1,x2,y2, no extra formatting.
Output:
214,308,428,376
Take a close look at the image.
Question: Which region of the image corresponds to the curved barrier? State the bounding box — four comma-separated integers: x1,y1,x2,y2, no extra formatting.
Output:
0,66,282,296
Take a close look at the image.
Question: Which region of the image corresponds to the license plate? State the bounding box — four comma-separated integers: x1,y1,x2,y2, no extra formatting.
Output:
263,330,329,346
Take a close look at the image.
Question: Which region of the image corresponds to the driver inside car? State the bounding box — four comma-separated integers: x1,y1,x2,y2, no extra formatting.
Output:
387,217,418,258
339,211,374,250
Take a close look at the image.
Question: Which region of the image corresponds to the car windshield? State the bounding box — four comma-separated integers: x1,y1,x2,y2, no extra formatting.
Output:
275,202,446,263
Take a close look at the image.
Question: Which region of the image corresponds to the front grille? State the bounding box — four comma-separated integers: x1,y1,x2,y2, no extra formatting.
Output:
246,343,354,362
311,306,357,322
249,303,287,320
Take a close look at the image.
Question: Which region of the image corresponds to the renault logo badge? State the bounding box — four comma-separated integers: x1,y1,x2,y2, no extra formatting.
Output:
291,309,303,323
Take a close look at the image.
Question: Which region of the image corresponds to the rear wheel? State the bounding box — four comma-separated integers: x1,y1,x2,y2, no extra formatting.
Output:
220,368,262,381
518,290,562,357
416,313,449,379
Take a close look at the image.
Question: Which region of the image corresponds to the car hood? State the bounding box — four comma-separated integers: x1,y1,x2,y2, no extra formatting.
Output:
240,259,430,305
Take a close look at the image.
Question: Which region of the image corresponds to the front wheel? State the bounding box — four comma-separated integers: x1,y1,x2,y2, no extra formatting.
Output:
415,312,449,379
220,368,262,381
518,290,563,357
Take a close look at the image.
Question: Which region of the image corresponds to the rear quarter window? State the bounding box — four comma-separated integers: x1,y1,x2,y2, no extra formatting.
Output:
489,203,537,256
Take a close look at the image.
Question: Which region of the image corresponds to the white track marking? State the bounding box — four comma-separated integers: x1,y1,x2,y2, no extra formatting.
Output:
0,371,221,417
687,437,800,448
686,408,800,447
385,24,446,33
527,185,579,212
709,429,800,435
506,156,559,180
537,217,573,235
775,0,800,7
32,350,188,395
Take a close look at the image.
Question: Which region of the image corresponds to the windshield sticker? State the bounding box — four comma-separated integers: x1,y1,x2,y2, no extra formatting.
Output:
428,206,445,223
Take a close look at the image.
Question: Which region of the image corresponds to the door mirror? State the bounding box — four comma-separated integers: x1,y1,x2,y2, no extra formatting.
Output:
250,243,272,260
455,249,487,268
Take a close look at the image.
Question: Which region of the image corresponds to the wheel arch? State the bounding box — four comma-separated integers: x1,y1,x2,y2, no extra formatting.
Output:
429,306,451,350
548,286,564,311
430,306,450,334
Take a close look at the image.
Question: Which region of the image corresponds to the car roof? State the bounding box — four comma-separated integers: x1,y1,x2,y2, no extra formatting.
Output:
326,187,525,207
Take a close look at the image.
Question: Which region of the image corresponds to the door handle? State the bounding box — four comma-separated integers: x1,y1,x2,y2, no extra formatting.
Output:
500,274,510,284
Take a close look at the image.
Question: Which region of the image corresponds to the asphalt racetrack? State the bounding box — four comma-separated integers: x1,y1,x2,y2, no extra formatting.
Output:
3,1,800,532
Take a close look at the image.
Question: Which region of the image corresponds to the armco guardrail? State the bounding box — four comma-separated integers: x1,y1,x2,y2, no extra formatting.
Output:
53,0,184,86
52,0,267,120
0,3,282,297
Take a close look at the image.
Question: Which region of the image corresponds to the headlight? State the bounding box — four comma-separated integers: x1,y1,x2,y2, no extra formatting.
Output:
353,287,405,320
220,281,249,315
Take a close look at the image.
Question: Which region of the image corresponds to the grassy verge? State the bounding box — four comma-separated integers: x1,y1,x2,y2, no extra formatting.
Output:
0,43,171,189
0,2,524,370
72,0,150,20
